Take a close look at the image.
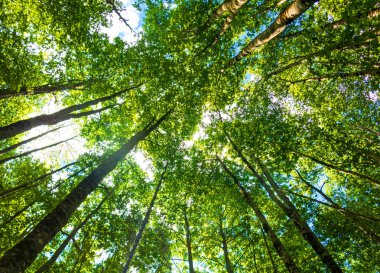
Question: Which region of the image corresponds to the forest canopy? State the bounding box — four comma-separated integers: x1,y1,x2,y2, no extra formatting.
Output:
0,0,379,272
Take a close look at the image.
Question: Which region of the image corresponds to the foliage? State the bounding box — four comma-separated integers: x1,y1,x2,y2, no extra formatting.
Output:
0,0,379,272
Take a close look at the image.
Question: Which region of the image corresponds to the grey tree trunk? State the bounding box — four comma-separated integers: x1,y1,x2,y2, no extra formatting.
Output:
219,218,234,273
184,207,195,273
122,163,168,273
0,81,87,100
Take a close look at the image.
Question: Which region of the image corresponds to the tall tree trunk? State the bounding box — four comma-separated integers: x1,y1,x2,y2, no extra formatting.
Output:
183,207,195,273
226,135,343,272
227,0,317,67
122,163,168,273
219,218,234,273
294,151,380,185
217,157,300,273
35,189,113,273
0,109,172,273
0,161,77,199
0,125,65,155
0,136,76,165
0,83,143,140
260,226,278,273
0,81,87,100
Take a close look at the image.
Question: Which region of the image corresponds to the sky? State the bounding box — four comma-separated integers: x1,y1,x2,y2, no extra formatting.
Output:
100,0,144,44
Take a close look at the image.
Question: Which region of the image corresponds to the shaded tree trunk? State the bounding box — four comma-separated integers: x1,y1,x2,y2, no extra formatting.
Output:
282,187,380,244
261,36,377,81
122,162,168,273
217,157,300,273
0,83,143,140
260,226,278,273
0,109,172,273
226,135,342,272
183,207,195,273
286,68,380,84
227,0,317,67
295,170,380,222
219,218,234,273
0,81,87,100
35,189,113,273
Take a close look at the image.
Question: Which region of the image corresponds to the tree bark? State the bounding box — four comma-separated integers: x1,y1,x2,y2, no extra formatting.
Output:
201,0,288,54
122,162,168,273
0,109,172,273
183,207,195,273
219,218,234,273
35,190,113,273
217,157,300,273
0,136,76,165
0,83,143,140
251,37,376,83
0,81,87,100
227,0,317,67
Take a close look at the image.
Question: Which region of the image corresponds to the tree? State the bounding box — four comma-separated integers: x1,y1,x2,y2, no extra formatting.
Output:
0,0,379,272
